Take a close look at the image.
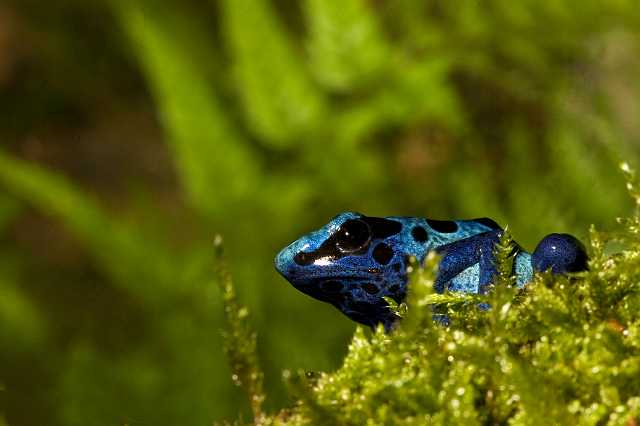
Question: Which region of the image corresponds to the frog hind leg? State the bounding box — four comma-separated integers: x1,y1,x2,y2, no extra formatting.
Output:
434,230,503,294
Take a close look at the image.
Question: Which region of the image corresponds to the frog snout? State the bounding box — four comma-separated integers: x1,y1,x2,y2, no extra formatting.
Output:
274,246,292,277
274,238,311,279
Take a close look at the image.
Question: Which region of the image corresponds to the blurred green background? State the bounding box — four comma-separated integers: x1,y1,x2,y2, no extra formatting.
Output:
1,0,639,424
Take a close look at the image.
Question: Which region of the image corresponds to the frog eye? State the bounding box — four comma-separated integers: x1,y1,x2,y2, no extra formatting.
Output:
335,219,371,253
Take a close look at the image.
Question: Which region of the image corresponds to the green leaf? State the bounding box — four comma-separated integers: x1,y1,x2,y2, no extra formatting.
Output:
0,279,46,351
304,0,390,91
0,194,20,234
333,58,464,145
219,0,325,147
115,1,260,219
0,149,179,303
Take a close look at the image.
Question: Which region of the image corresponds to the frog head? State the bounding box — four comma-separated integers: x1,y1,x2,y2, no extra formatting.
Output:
275,212,429,328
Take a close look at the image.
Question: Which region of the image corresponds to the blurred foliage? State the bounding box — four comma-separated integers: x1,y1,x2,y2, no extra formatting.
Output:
226,169,640,425
0,0,640,424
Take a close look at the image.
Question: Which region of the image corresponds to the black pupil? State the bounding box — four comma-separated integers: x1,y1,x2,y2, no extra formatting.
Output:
336,219,371,252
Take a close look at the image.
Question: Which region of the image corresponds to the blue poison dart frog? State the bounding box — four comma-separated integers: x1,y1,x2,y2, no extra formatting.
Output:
275,212,588,329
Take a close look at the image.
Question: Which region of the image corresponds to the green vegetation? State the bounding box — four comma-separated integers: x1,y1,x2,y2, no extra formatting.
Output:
223,166,640,425
1,0,640,424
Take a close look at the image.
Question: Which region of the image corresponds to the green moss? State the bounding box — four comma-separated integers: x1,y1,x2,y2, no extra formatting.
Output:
215,236,266,423
221,165,640,425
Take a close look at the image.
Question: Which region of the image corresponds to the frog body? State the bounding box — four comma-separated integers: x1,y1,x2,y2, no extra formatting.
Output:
275,212,587,328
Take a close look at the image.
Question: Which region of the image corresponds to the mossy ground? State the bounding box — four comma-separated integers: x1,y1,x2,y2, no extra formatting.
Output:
220,165,640,426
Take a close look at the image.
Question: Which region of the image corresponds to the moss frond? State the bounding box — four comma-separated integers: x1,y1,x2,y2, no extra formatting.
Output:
214,236,266,424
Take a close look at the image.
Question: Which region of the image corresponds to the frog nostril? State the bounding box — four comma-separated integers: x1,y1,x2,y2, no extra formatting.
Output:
294,251,314,266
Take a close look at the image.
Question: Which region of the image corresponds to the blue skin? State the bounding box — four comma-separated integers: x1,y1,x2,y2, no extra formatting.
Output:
275,212,588,329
